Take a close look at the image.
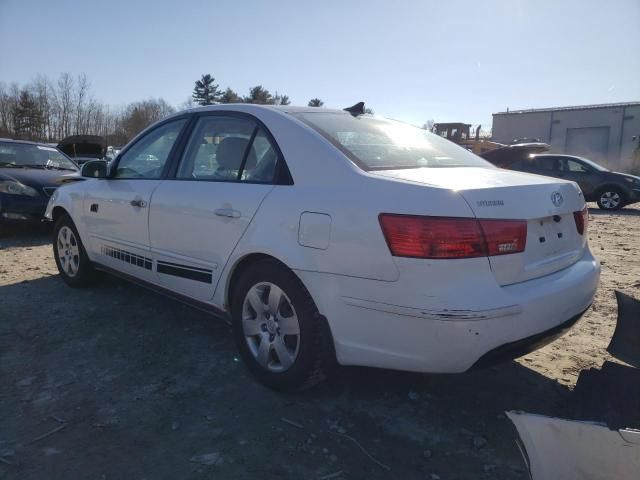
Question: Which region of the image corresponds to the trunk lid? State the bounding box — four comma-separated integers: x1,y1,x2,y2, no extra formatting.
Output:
374,167,587,285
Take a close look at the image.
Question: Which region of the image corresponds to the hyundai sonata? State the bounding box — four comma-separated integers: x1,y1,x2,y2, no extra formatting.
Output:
45,104,600,389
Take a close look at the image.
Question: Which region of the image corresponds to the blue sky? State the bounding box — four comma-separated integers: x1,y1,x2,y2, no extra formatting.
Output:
1,0,638,128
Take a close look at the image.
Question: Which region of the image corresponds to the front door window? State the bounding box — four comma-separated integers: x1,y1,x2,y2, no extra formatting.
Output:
115,119,187,179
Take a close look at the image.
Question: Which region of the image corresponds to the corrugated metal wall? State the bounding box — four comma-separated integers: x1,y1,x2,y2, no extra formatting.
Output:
492,104,640,171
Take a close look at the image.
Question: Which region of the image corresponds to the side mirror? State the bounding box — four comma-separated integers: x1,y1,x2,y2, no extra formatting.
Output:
81,159,108,178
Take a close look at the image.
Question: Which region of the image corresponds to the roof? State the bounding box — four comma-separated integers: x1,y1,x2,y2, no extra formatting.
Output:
493,101,640,116
179,104,349,115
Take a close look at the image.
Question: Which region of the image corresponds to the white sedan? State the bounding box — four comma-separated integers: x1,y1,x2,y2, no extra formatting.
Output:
45,104,600,390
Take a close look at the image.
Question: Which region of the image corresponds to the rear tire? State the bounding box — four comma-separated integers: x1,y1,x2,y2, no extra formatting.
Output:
53,214,102,287
597,188,625,210
230,259,335,391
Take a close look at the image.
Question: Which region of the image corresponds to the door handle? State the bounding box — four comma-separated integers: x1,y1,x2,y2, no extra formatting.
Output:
130,199,147,208
214,208,241,218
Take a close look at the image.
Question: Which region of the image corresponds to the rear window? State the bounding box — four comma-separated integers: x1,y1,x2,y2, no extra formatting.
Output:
292,112,491,171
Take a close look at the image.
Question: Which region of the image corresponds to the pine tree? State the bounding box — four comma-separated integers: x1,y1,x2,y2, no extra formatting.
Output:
13,90,43,140
219,88,242,104
192,74,222,105
308,98,324,107
243,86,273,104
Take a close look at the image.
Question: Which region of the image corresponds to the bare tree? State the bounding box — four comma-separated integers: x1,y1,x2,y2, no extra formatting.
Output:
0,82,14,137
273,92,291,106
31,75,53,140
74,73,91,134
54,73,74,139
178,97,196,111
120,98,175,140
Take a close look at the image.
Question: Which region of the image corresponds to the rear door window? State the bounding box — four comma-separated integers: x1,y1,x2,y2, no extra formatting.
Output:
177,115,281,184
561,158,590,172
533,156,558,171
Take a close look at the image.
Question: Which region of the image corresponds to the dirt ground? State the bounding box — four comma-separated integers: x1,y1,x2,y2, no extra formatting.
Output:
1,205,639,480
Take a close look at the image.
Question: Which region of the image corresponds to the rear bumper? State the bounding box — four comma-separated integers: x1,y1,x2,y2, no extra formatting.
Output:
296,249,600,373
0,193,49,223
470,307,588,369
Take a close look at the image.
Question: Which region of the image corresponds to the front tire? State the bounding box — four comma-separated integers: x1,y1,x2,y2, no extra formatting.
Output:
230,259,335,391
53,214,101,287
597,188,625,210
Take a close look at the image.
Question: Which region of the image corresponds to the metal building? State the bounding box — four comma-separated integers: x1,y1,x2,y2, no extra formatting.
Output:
492,102,640,170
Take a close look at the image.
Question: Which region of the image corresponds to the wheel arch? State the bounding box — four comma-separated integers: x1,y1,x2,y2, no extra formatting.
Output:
596,183,630,200
223,251,338,382
51,206,71,223
224,252,292,311
222,252,334,341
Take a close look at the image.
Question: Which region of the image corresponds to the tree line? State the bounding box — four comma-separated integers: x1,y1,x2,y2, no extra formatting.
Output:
0,73,177,146
0,72,330,146
190,73,325,109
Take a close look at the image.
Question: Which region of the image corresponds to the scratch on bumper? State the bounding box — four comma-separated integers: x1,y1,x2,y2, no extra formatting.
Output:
342,296,522,321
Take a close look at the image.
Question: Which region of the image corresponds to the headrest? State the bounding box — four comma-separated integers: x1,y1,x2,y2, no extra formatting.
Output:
216,137,256,170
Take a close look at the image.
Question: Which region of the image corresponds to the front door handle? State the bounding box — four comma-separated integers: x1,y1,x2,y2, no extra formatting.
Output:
130,199,147,208
214,208,241,218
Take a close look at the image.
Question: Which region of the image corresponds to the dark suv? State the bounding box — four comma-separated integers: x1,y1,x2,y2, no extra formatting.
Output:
488,152,640,211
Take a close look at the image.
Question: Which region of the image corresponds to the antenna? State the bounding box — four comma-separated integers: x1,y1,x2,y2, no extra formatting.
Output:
344,102,365,116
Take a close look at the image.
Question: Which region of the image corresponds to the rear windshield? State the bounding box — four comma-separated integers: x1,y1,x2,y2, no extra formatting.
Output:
292,112,492,171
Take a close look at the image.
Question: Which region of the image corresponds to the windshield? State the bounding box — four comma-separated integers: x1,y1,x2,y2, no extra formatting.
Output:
0,142,78,171
293,112,493,171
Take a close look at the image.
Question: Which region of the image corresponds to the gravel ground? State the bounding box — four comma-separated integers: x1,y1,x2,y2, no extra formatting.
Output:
1,205,638,480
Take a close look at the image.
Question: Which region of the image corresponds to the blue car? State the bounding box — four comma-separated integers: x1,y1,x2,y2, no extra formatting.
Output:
0,139,80,224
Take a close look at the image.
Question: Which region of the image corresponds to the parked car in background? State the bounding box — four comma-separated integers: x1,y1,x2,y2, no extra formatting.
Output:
0,139,80,224
45,105,599,390
57,135,106,166
480,142,550,167
105,146,123,162
489,153,640,210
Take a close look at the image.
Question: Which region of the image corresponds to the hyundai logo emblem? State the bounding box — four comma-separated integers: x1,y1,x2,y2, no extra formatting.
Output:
551,191,564,207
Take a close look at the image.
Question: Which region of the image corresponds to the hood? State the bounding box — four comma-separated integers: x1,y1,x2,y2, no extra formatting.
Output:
0,168,81,190
57,135,106,159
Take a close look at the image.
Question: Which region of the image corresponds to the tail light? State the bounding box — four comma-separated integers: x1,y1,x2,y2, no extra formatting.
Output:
573,206,588,235
479,219,528,256
379,214,527,259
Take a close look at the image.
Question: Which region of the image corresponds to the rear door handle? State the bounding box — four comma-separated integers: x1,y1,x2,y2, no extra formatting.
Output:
214,208,241,218
130,199,147,208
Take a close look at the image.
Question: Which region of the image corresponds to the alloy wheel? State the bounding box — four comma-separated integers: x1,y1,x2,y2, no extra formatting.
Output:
242,282,301,372
57,226,80,277
600,191,621,209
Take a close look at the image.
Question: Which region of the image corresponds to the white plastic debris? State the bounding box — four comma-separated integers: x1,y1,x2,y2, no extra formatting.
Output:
507,411,640,480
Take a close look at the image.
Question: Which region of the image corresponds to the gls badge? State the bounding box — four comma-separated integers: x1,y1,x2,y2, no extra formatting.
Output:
551,191,564,207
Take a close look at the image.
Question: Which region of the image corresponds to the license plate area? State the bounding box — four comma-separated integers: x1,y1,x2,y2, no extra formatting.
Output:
533,216,570,258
